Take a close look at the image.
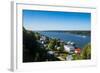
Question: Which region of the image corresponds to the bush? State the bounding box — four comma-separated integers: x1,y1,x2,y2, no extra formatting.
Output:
81,43,91,59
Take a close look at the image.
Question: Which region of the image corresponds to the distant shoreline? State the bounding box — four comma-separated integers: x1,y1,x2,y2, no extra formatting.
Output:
28,30,91,36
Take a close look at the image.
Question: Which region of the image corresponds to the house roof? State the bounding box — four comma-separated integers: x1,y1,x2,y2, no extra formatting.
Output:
64,45,75,52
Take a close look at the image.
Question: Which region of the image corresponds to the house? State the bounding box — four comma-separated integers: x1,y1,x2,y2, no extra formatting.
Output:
40,35,46,41
64,45,75,52
40,35,47,44
74,48,81,54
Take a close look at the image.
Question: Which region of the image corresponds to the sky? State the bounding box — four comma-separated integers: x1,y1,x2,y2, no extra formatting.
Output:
23,10,91,31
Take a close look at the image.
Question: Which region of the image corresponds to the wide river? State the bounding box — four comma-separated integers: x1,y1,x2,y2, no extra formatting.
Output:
39,31,90,48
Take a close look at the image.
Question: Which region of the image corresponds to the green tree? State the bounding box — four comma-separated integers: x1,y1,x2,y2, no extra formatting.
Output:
48,39,57,50
59,43,64,51
81,43,91,59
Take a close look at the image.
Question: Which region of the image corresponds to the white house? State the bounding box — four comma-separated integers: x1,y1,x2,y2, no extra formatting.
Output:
64,45,75,52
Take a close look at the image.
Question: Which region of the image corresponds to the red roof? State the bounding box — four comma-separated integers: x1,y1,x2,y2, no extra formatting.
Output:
75,48,81,54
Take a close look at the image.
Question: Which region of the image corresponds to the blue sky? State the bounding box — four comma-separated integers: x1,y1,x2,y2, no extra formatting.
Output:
23,10,91,31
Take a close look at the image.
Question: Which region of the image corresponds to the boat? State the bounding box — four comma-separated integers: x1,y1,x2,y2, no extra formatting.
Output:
82,35,86,38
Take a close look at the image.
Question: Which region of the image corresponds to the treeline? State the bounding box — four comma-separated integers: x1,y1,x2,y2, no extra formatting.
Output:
65,31,91,36
38,31,91,36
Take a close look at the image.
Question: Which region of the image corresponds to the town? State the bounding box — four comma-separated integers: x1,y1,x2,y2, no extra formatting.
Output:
36,32,81,61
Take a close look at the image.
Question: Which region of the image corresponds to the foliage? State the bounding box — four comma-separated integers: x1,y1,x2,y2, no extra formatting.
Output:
65,31,90,36
34,32,40,40
81,43,91,59
59,43,64,51
47,39,57,50
23,27,47,62
72,54,81,60
72,43,91,60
